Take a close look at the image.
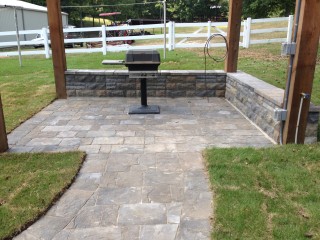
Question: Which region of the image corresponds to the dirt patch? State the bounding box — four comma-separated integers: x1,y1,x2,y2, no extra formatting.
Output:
261,202,276,240
239,48,285,61
222,185,241,191
259,187,277,199
298,207,310,219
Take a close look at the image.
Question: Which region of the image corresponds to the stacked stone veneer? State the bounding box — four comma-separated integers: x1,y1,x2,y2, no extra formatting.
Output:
226,72,319,144
65,70,226,98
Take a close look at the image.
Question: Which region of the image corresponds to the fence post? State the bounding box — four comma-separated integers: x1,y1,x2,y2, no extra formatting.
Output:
42,27,50,59
168,21,172,50
242,20,247,47
168,21,175,51
0,94,8,153
207,21,212,48
244,17,251,48
286,15,294,43
102,25,107,55
171,21,175,50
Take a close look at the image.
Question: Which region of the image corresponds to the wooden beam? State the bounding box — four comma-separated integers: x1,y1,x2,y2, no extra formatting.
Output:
0,94,8,153
46,0,67,99
224,0,243,73
283,0,320,144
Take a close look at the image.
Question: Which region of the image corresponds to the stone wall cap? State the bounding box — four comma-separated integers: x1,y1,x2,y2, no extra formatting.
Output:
159,70,226,76
228,71,285,106
114,70,129,75
66,69,116,75
227,71,319,111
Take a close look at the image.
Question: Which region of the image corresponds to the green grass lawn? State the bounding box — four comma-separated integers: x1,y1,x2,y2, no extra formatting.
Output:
0,151,85,239
205,144,320,239
0,57,55,132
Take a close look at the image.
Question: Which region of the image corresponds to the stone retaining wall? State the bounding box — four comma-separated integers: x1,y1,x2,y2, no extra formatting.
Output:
65,70,226,98
65,69,319,144
226,72,319,143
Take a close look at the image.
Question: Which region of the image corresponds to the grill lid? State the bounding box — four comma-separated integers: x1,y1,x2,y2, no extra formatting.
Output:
125,50,160,65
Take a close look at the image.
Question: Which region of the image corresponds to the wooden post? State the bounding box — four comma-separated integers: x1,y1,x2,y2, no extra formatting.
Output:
283,0,320,144
224,0,243,72
46,0,67,99
0,94,8,153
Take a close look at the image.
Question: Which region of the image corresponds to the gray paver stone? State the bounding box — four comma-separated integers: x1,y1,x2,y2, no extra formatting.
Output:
48,190,93,219
25,216,70,240
140,224,179,240
144,171,184,185
167,202,183,224
10,97,274,240
66,227,121,240
121,226,140,240
96,187,141,205
118,203,167,225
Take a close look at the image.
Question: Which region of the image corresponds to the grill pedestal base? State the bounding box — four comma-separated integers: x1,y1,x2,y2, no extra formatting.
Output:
128,78,160,114
129,105,160,114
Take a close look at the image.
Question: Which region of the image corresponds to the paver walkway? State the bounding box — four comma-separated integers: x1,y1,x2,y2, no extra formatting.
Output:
9,97,273,240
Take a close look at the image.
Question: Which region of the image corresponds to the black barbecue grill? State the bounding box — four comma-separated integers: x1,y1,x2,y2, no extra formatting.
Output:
102,49,161,114
126,50,160,114
125,50,160,71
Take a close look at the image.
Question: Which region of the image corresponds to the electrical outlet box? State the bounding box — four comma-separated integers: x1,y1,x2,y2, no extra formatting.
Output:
281,43,296,56
274,108,287,121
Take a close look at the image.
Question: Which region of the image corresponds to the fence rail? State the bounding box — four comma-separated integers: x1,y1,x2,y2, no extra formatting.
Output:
0,16,293,58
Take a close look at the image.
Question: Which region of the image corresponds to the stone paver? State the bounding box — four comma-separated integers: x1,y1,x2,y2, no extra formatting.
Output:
9,97,273,240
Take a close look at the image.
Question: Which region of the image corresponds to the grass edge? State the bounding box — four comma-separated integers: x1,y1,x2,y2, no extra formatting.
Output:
3,151,86,240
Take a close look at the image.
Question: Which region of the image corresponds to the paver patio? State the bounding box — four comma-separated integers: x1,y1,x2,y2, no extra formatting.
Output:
9,97,273,240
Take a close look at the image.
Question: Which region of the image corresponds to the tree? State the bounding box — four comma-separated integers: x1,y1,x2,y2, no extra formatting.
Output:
24,0,296,23
242,0,295,18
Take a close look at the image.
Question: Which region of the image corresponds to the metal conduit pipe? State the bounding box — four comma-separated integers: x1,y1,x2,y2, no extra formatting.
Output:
295,93,310,144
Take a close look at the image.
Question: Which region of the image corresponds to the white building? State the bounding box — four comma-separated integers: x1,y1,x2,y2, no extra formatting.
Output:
0,0,68,41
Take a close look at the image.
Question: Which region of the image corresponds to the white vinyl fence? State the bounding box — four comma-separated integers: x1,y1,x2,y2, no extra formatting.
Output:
0,16,293,59
242,16,294,48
